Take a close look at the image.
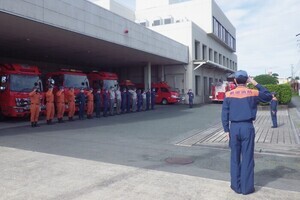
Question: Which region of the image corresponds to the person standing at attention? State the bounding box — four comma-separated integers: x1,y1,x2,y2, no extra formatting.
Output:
29,85,41,127
270,92,278,128
187,89,194,108
221,70,272,195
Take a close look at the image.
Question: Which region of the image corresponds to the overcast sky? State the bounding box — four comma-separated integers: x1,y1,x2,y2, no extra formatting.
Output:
115,0,300,78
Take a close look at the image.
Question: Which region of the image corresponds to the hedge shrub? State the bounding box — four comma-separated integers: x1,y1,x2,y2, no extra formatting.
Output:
247,83,292,104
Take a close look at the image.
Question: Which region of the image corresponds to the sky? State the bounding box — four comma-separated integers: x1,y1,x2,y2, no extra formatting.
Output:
115,0,300,78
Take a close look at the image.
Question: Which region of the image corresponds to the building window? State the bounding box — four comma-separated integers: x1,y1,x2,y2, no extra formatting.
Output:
212,17,236,51
169,0,192,4
209,48,213,61
204,76,208,95
219,54,222,65
152,19,161,26
202,44,207,60
214,51,218,63
164,17,173,25
195,75,201,96
195,40,200,60
223,56,226,67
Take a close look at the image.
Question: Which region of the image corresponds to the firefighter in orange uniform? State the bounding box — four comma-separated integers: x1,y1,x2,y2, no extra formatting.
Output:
46,85,55,125
87,88,94,119
29,86,41,127
67,87,76,121
56,86,65,123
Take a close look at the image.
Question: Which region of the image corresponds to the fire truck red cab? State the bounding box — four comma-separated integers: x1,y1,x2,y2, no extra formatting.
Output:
0,64,45,119
136,82,181,104
119,80,136,91
87,71,119,91
209,81,236,102
45,69,89,110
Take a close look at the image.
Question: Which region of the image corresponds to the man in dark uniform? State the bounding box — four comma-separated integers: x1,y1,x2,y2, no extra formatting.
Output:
103,89,109,117
270,92,278,128
137,89,142,112
151,88,156,110
126,88,131,113
121,88,127,114
146,89,150,111
187,89,194,108
77,88,86,120
222,70,272,195
94,88,101,118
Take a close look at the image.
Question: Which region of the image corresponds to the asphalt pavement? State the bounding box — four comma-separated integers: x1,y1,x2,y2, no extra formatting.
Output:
0,101,300,200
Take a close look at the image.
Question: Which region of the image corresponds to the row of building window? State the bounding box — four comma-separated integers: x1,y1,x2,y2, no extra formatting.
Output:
138,16,190,27
195,40,237,70
195,76,221,96
213,17,236,51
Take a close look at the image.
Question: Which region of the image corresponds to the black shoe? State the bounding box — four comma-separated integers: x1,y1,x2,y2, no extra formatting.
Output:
31,122,35,127
271,126,277,128
34,122,39,127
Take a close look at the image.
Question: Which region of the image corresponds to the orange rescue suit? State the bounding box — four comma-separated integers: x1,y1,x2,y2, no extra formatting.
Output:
29,90,40,123
56,90,65,119
67,89,76,118
87,91,94,116
46,89,55,120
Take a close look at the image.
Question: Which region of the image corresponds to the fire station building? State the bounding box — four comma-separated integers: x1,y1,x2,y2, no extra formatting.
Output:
0,0,236,104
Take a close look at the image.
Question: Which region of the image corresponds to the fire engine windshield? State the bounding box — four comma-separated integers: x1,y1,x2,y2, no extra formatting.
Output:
10,74,40,92
103,80,118,90
64,74,89,88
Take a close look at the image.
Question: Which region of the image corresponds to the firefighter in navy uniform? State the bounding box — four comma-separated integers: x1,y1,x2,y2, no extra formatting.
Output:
270,92,278,128
121,88,127,114
77,88,86,120
187,89,194,108
146,89,150,110
94,88,101,118
221,70,272,195
151,88,156,110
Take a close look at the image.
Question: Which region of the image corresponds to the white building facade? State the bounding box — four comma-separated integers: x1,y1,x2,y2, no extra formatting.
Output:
90,0,237,103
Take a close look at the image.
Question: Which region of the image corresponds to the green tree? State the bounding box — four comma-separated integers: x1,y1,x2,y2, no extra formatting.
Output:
272,73,279,77
254,74,278,85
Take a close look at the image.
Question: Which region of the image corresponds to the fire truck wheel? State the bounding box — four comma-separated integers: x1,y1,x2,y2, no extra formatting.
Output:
161,98,168,105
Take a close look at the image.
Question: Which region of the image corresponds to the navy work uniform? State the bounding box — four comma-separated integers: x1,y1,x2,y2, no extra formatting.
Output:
137,89,142,112
151,88,156,110
146,89,150,110
103,89,109,117
76,88,86,120
126,89,131,113
221,70,272,195
121,88,127,114
94,89,101,118
187,89,194,108
270,93,278,128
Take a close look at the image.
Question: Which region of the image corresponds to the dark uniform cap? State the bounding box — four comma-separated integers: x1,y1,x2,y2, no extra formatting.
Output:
234,70,248,79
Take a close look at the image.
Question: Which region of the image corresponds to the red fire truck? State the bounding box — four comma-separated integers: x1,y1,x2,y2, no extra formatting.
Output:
209,81,236,102
0,64,45,120
136,82,181,104
87,71,119,91
45,69,89,110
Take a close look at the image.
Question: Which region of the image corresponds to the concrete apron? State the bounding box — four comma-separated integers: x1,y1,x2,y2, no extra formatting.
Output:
1,147,299,200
